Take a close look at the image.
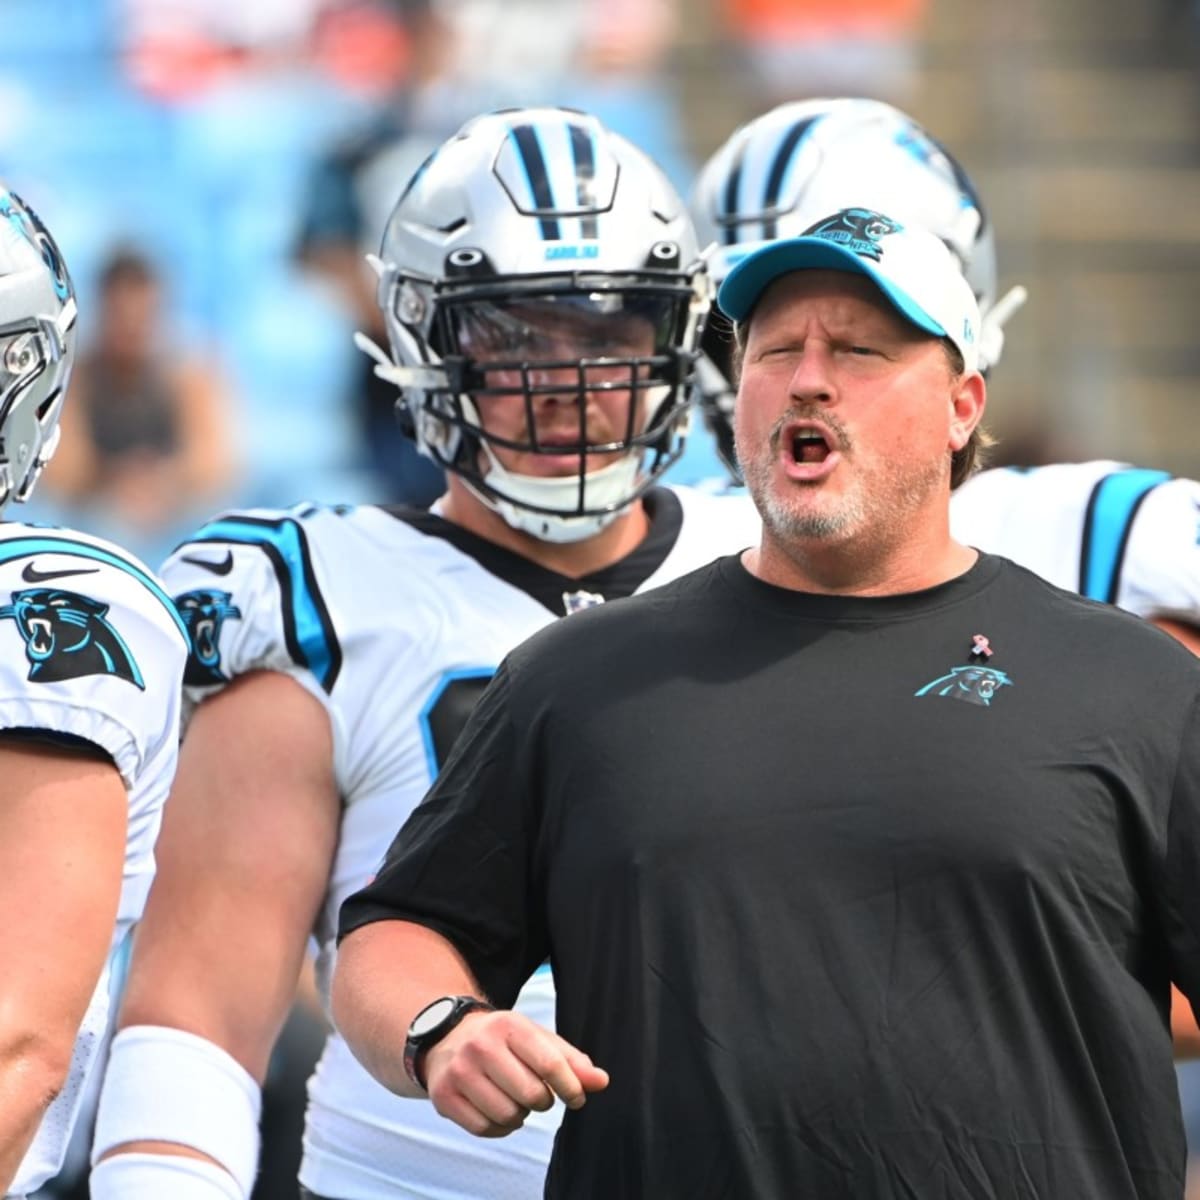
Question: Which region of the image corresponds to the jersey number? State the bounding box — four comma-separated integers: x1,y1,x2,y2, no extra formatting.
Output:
425,672,495,773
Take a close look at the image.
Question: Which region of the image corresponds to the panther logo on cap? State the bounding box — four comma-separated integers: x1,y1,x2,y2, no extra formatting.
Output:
802,208,903,262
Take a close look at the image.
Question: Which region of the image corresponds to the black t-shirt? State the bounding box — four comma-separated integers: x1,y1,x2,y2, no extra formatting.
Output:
340,552,1200,1199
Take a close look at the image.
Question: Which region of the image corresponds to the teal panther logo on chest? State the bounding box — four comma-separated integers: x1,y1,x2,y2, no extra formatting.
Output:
175,589,242,685
914,664,1012,707
0,587,144,688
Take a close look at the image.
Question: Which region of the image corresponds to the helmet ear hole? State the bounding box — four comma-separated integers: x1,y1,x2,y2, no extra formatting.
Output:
445,248,493,279
646,241,681,269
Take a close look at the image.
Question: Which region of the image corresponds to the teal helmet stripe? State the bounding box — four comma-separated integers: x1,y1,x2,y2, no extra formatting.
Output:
183,514,341,692
1078,468,1171,603
0,535,187,642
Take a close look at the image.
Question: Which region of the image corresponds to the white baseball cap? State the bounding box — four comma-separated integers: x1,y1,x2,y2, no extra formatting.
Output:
717,207,981,373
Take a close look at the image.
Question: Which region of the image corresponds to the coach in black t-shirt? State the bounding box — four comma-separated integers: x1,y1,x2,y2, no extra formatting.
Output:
333,209,1200,1199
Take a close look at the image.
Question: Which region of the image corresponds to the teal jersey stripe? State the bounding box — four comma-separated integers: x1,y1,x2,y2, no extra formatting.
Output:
186,515,341,691
0,535,187,642
1079,469,1171,603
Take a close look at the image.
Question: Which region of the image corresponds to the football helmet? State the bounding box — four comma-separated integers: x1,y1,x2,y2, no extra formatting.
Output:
0,188,76,516
358,106,711,542
690,98,1026,478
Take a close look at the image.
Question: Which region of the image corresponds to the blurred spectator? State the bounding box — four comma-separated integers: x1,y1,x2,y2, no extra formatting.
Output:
118,0,412,101
720,0,929,106
295,0,452,506
42,246,237,563
434,0,691,185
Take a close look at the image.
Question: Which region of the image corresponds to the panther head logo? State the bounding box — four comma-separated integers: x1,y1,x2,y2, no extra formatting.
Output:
914,665,1012,707
175,589,242,685
0,588,143,687
802,208,903,261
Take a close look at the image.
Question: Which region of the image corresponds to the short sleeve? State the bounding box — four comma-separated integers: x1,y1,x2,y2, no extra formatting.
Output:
0,528,188,926
338,659,549,1008
1163,690,1200,1006
0,532,186,791
1119,477,1200,623
161,509,340,726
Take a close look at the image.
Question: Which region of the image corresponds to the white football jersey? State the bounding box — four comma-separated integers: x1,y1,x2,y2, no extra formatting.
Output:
0,522,187,1195
160,487,761,1200
951,461,1200,625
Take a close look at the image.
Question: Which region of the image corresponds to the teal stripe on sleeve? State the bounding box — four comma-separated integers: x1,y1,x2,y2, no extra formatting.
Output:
0,535,188,641
184,514,341,691
1079,469,1170,603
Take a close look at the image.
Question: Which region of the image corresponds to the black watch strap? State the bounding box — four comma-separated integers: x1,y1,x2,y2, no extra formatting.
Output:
403,995,496,1092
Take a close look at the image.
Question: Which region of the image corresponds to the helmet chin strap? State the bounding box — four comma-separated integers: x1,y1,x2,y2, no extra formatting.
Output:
472,445,647,544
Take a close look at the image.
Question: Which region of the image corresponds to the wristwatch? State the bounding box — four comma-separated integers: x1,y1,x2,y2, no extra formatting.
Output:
403,994,495,1091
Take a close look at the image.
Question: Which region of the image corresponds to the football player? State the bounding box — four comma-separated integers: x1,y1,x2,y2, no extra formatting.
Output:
90,108,760,1200
689,95,1200,1046
0,189,186,1198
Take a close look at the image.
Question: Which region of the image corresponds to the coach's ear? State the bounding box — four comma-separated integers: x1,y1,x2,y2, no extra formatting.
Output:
948,370,986,454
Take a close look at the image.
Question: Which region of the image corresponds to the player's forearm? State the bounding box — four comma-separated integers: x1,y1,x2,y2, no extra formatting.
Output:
333,919,483,1098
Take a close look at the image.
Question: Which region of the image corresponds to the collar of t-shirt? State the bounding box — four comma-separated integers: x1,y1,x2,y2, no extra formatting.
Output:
714,550,1004,623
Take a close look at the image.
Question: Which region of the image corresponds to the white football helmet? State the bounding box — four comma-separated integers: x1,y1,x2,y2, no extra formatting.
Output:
0,188,76,516
690,98,1026,477
359,106,712,543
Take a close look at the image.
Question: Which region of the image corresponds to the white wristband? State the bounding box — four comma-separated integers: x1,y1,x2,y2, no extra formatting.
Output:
90,1151,244,1199
92,1025,261,1198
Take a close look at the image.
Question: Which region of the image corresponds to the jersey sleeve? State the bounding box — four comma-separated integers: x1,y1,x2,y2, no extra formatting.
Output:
0,528,188,919
1162,689,1200,1010
0,529,187,790
338,658,549,1009
160,509,342,722
1118,477,1200,625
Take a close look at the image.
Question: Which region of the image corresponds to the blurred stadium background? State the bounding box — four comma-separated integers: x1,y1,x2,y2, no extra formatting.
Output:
9,0,1200,570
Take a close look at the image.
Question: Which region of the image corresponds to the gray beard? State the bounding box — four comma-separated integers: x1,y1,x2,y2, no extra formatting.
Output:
739,443,947,553
752,485,863,543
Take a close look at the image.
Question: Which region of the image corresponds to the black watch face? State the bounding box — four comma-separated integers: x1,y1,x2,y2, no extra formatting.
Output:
411,996,458,1038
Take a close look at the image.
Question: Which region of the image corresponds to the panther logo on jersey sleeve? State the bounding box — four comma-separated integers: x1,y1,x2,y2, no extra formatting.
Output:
174,589,242,685
0,587,144,687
